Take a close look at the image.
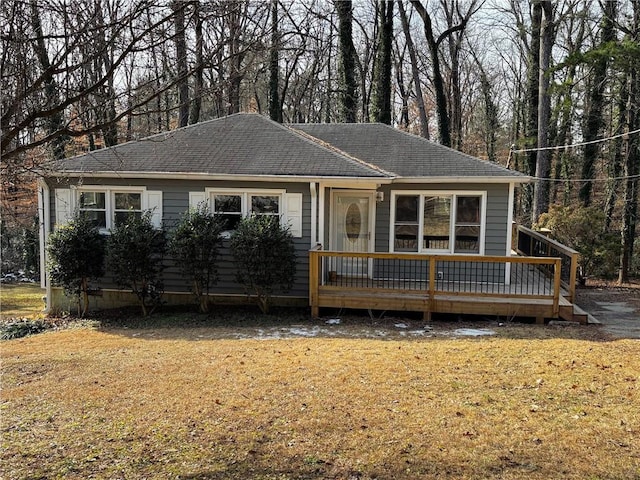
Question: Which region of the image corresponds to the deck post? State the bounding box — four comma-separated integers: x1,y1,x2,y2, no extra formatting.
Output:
552,258,561,317
309,246,320,317
568,252,579,303
428,255,436,315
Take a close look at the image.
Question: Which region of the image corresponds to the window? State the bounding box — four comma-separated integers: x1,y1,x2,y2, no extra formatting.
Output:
72,187,160,232
455,196,481,253
392,192,484,254
79,191,107,229
251,195,279,217
423,196,451,250
394,195,419,251
213,194,242,231
113,192,142,226
208,190,282,235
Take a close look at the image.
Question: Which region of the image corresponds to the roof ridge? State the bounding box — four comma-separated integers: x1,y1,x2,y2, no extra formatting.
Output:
288,125,396,178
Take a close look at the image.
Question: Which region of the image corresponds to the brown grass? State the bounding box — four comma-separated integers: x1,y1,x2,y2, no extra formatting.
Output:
2,322,639,480
0,283,44,320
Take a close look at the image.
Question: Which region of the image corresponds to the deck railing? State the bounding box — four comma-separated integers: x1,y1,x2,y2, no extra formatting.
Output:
309,246,562,318
515,225,579,302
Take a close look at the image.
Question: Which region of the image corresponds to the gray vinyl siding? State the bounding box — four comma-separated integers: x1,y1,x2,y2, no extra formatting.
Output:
47,178,311,299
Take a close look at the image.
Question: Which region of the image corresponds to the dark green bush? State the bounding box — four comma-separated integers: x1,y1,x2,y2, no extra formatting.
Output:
107,211,165,316
230,215,296,314
47,212,105,316
536,205,621,280
169,206,224,313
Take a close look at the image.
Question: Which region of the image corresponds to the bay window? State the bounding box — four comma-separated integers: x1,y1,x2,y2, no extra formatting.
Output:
392,191,485,254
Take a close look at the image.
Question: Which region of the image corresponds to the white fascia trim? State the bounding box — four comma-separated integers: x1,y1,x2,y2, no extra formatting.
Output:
392,176,531,184
53,171,394,185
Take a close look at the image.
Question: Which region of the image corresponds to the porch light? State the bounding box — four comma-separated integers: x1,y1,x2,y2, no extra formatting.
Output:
376,191,384,203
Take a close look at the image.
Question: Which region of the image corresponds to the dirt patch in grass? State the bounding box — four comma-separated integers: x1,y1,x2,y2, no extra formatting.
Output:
2,322,638,479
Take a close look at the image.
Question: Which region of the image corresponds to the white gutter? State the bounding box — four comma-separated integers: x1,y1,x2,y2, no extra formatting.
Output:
51,171,394,184
392,176,531,184
310,182,317,247
37,178,51,313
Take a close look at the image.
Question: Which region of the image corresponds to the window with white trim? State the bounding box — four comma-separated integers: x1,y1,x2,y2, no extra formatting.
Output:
113,192,142,226
72,187,160,232
209,190,282,234
392,192,485,254
78,191,107,229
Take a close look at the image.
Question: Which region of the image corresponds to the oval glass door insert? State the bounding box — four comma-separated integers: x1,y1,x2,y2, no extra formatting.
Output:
345,202,362,241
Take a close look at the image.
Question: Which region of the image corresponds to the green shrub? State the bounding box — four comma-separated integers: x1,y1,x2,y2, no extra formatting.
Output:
230,215,296,314
107,211,166,316
1,318,50,340
169,206,224,313
536,205,621,280
47,213,105,316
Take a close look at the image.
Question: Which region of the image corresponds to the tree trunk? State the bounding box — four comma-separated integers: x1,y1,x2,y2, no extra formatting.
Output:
335,0,358,122
190,0,203,125
269,0,282,122
29,0,66,159
532,1,554,224
619,2,640,284
410,0,451,146
397,0,429,139
172,0,189,128
371,0,393,124
522,1,543,224
580,1,616,206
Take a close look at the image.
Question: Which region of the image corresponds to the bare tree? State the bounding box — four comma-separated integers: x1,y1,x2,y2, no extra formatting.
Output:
397,0,429,138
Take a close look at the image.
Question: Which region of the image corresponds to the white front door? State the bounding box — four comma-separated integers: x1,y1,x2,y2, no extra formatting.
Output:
332,191,374,276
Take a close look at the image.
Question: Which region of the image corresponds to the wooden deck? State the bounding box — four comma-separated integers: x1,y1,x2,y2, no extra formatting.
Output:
309,247,586,323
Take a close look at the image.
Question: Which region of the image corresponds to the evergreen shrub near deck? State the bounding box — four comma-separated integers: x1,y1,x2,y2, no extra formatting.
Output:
230,215,296,314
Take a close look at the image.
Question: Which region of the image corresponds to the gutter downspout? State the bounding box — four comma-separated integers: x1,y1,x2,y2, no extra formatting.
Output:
505,182,516,285
38,178,51,314
310,182,317,247
318,183,325,248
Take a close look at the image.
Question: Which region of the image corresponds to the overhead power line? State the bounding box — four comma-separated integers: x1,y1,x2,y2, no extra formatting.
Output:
510,127,640,154
527,173,640,183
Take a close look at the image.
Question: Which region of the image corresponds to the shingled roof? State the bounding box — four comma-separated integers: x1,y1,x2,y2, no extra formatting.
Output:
52,113,526,182
53,113,388,179
292,123,523,180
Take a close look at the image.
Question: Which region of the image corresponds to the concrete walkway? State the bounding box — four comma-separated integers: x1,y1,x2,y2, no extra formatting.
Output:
576,288,640,339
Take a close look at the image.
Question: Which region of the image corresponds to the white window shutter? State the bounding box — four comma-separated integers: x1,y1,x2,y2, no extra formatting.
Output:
284,193,303,238
54,189,73,228
145,190,163,228
189,191,207,210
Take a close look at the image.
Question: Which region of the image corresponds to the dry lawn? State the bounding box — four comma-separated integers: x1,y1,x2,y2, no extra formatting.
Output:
0,284,45,320
2,319,639,480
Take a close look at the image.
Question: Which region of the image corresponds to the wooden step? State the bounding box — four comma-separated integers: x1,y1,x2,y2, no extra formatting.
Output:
558,302,592,324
